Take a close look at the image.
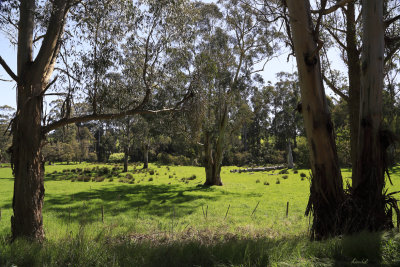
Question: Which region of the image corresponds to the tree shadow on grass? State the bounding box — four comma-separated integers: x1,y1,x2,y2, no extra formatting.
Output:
44,183,229,224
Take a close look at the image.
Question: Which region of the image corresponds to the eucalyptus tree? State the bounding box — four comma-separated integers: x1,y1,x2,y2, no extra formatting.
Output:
285,0,345,239
270,72,302,151
0,0,195,241
319,0,400,177
191,0,278,185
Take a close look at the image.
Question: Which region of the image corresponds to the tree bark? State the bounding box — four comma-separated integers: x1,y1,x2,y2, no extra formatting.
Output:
345,1,361,177
352,0,392,231
203,105,227,186
11,83,45,241
287,0,345,239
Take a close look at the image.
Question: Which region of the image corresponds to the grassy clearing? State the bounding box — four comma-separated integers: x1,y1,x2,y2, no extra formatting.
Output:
0,163,400,266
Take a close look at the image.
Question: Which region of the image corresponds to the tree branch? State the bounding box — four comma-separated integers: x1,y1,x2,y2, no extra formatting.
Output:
0,55,19,82
323,75,349,101
325,27,347,50
34,0,70,80
42,90,193,134
311,0,354,15
385,14,400,28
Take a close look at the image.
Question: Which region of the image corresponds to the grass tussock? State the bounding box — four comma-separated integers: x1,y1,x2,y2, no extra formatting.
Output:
2,229,400,266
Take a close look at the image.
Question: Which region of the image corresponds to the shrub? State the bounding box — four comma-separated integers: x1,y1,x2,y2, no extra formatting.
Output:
83,176,91,182
125,173,134,180
282,175,288,179
76,168,82,173
99,167,110,175
109,178,113,182
84,168,91,174
279,169,289,174
293,137,310,168
93,176,105,182
109,153,125,163
157,152,191,166
300,173,306,178
187,175,196,180
62,169,69,173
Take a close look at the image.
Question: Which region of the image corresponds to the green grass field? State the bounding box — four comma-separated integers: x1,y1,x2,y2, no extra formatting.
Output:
1,163,400,266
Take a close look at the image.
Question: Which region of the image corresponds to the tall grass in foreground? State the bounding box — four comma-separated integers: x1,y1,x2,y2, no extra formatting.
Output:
1,229,400,266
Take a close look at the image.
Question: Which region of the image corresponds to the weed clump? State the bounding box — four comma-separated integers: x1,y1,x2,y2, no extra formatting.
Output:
149,170,155,175
264,181,269,186
188,175,196,180
169,175,173,178
282,175,288,179
300,173,306,178
279,169,289,174
256,179,260,183
293,170,298,174
148,177,154,182
276,178,280,184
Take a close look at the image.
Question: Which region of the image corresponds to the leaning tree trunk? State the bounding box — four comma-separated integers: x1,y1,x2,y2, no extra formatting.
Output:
352,0,393,232
203,106,228,186
346,1,361,176
287,0,345,239
11,82,45,241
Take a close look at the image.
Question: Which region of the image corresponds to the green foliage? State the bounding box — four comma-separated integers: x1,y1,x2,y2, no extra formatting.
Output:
336,126,351,167
293,137,310,168
157,153,191,166
108,153,125,163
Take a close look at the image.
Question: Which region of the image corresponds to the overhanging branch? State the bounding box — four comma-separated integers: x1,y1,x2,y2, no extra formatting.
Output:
0,55,18,83
42,90,193,134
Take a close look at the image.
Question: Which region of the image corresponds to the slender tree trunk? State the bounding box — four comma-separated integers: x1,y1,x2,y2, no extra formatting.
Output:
346,1,361,176
143,144,149,169
287,0,345,239
123,146,129,172
11,82,45,241
352,0,392,231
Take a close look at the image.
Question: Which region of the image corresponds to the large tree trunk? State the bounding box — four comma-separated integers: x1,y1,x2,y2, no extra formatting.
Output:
352,0,392,231
287,0,345,239
11,82,45,241
203,106,227,186
345,1,361,176
8,0,70,241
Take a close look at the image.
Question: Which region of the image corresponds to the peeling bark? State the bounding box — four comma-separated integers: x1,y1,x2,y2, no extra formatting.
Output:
287,0,345,239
